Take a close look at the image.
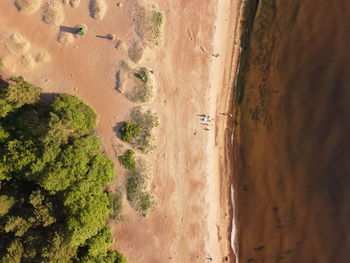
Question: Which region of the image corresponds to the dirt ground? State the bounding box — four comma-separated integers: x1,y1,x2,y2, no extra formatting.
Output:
235,1,350,262
0,0,241,262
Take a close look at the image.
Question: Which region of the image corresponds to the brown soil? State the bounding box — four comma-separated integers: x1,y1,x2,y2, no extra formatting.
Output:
235,1,350,262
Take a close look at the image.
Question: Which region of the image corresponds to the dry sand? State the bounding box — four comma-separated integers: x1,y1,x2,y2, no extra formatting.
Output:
235,0,350,262
0,0,241,262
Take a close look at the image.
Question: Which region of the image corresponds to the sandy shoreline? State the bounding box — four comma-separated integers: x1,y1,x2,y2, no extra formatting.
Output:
209,0,245,262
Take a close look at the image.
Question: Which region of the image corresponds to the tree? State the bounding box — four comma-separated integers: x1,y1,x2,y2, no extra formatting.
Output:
0,76,41,117
0,195,15,217
51,94,97,135
0,239,24,263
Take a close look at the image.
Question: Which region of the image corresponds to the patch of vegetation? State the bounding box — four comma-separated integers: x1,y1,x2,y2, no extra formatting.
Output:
125,167,153,214
128,67,154,103
110,189,123,220
0,58,3,70
120,122,141,143
134,5,164,45
0,76,41,118
120,107,159,152
118,150,136,170
51,93,97,135
0,76,126,262
134,68,149,83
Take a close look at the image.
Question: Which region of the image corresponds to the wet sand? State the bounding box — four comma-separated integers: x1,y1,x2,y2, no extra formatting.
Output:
235,0,350,262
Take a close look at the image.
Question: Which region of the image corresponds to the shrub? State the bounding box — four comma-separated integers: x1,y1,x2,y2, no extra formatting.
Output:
134,68,149,83
120,122,141,143
118,150,136,170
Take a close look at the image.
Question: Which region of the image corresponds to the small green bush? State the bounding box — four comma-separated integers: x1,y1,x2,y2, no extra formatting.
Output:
152,11,163,27
134,68,148,83
118,150,136,170
120,122,141,143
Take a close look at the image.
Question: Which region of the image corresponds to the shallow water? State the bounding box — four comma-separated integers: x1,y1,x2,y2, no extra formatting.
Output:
235,0,350,262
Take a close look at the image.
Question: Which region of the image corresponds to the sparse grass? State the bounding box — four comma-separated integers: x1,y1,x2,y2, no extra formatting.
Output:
129,107,159,152
134,68,149,83
110,188,123,220
118,150,136,170
42,0,65,26
128,40,144,63
90,0,107,20
120,122,141,143
6,33,31,54
134,5,164,45
127,67,154,103
125,167,153,213
14,0,42,14
0,58,3,70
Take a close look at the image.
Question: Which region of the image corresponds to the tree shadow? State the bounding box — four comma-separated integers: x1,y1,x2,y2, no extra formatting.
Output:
96,34,113,40
89,0,95,18
40,93,59,103
113,121,125,140
59,26,78,34
115,71,122,93
0,77,9,89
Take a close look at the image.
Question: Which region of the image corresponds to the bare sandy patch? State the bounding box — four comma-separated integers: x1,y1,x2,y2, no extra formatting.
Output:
89,0,107,20
14,0,42,14
42,0,65,26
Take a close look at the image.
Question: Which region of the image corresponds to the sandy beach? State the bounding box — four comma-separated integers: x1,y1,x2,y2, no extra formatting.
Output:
0,0,241,262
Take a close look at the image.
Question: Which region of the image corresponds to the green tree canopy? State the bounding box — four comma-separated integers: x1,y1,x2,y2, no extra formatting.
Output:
0,77,126,263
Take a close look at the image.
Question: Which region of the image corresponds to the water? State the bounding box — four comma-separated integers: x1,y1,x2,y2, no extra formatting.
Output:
235,0,350,262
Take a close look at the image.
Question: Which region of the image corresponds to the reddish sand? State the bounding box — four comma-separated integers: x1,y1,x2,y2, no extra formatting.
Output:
235,1,350,262
0,0,241,262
